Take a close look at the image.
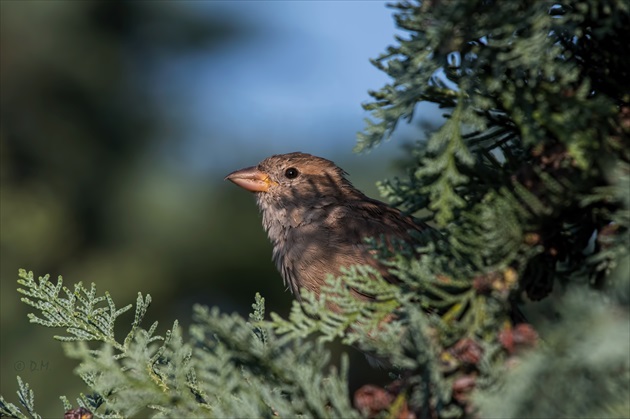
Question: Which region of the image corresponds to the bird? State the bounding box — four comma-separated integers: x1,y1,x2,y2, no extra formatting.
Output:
225,152,429,303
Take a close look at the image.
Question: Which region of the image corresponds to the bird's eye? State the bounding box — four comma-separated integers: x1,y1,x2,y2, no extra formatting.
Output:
284,167,299,179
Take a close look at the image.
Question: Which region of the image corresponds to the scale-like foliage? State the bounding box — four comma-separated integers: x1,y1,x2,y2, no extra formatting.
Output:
0,377,40,419
3,271,358,418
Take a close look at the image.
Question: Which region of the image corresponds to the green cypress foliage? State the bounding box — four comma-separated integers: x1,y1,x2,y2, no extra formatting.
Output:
2,1,628,417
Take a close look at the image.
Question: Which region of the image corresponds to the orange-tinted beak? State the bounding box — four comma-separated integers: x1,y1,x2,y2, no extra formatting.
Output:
225,166,276,192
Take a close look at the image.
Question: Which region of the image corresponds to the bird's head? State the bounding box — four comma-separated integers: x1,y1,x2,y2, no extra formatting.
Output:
225,152,362,211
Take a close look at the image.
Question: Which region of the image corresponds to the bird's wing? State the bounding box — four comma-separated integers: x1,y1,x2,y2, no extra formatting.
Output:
323,198,429,289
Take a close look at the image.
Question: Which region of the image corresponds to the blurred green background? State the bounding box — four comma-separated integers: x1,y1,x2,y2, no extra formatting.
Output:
0,2,438,414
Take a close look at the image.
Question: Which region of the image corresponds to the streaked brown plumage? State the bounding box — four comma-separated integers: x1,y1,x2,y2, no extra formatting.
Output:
225,152,428,301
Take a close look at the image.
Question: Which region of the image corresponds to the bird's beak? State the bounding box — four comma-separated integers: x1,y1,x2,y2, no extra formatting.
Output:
224,166,276,192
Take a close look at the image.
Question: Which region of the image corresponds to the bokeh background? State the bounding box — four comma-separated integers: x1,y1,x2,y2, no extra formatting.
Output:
1,2,442,414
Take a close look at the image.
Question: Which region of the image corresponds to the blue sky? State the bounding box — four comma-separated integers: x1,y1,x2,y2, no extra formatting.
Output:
150,1,443,172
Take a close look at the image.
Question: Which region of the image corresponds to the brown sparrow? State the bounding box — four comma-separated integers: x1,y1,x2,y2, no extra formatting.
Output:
225,152,428,301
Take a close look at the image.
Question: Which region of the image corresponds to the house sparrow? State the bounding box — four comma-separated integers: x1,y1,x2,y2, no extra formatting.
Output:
225,152,428,301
